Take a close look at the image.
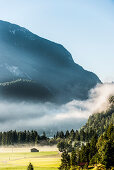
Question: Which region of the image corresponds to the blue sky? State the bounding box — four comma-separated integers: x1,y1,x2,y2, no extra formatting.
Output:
0,0,114,82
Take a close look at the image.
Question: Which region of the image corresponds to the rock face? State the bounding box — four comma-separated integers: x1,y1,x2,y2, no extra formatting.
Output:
0,20,101,103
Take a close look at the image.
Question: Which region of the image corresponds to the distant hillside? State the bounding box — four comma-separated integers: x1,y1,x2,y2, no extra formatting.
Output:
0,79,53,102
82,96,114,136
0,20,101,103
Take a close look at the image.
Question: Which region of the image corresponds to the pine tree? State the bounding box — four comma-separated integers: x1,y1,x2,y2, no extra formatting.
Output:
59,150,70,170
59,131,64,138
27,163,34,170
79,129,85,141
70,129,75,141
101,140,114,168
65,130,70,138
75,130,80,141
106,123,114,140
89,134,98,161
57,140,66,152
71,148,77,168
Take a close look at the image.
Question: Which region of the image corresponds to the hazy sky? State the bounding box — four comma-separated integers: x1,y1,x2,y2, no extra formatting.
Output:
0,0,114,82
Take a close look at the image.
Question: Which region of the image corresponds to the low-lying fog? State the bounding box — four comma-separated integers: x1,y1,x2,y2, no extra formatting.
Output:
0,83,114,135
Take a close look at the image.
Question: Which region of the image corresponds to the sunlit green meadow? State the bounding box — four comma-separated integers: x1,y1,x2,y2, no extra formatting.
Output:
0,148,61,170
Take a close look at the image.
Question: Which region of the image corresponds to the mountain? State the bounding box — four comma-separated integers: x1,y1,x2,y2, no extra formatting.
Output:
0,20,101,103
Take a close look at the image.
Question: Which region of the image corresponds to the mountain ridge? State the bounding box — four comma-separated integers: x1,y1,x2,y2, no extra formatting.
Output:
0,20,101,103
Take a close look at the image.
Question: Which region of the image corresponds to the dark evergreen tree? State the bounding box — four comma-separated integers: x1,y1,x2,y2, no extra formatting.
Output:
97,123,114,168
89,134,98,161
71,148,77,167
101,140,114,168
57,140,66,152
59,150,70,170
27,163,34,170
70,129,75,141
65,130,70,138
59,131,64,138
75,130,80,141
79,129,86,141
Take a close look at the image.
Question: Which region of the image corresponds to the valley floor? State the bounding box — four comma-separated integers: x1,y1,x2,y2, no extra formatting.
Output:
0,146,61,170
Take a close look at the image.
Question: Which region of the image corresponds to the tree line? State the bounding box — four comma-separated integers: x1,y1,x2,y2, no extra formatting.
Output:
0,130,47,145
55,128,96,142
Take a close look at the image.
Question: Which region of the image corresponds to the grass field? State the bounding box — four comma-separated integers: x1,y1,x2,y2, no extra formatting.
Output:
0,146,61,170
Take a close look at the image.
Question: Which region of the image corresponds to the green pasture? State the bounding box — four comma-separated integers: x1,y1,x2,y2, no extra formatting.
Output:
0,151,61,170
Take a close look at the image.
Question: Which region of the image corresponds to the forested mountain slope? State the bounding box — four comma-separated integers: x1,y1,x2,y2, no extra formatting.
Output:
82,96,114,136
0,20,101,103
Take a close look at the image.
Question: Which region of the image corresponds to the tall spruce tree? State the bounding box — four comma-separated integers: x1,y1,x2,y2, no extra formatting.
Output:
27,163,34,170
71,148,77,168
59,150,70,170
